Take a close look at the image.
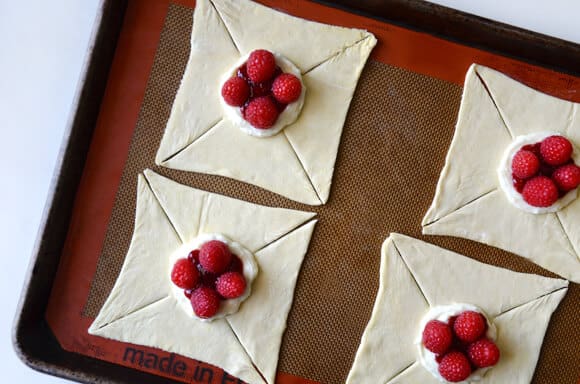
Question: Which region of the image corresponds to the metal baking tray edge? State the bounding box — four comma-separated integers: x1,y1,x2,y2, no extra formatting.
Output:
12,1,580,383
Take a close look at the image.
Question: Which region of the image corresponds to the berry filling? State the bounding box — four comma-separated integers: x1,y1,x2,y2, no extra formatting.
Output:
422,320,453,354
221,49,303,130
420,308,500,383
511,135,580,207
453,311,487,343
170,240,248,319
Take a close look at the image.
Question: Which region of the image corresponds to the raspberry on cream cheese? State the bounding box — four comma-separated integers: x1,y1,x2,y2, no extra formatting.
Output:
220,51,306,138
416,304,498,382
169,233,258,321
497,132,580,214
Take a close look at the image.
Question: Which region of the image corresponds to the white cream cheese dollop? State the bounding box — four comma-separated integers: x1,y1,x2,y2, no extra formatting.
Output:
219,52,306,138
497,131,579,214
168,233,258,322
416,304,497,383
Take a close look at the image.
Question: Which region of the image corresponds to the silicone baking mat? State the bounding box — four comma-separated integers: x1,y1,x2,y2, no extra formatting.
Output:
46,1,580,383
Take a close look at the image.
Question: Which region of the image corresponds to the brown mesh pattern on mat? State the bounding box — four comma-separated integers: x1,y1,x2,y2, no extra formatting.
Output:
84,4,579,384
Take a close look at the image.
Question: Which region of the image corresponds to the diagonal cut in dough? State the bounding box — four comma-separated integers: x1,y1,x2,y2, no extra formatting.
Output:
209,0,370,73
393,232,568,317
155,0,377,205
422,65,511,226
226,220,317,384
424,189,580,282
423,64,580,283
476,65,575,138
284,37,377,203
485,289,568,384
346,233,568,384
160,119,322,205
89,174,180,331
91,297,265,383
156,0,238,163
143,169,315,249
89,170,317,383
346,237,429,384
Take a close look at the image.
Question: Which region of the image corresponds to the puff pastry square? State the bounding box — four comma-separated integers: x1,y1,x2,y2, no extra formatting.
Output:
422,64,580,283
346,233,568,384
89,169,317,384
155,0,377,205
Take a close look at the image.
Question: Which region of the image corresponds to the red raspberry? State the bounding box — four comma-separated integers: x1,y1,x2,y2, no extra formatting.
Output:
228,254,243,273
190,286,220,318
198,268,219,290
511,150,540,179
540,135,573,166
422,320,453,354
170,258,199,289
221,77,250,106
438,351,472,382
467,338,500,368
522,176,559,207
522,143,541,158
447,316,457,329
188,249,200,264
552,164,580,192
244,96,279,129
512,176,527,193
237,64,249,81
216,271,247,299
453,311,486,343
246,49,276,83
272,73,302,104
199,240,232,274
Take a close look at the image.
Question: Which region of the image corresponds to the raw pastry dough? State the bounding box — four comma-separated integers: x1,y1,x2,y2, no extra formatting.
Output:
422,64,580,283
89,169,317,384
346,233,568,384
155,0,377,205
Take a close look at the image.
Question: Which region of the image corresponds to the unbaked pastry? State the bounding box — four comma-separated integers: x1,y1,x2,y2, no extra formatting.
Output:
422,64,580,283
155,0,377,205
89,169,317,384
346,233,568,384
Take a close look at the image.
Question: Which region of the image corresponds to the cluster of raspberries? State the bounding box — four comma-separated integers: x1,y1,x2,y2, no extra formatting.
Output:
421,310,500,382
221,49,302,129
171,240,247,319
511,135,580,207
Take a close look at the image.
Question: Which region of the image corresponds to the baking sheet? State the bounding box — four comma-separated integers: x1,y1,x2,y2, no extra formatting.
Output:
37,0,580,383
